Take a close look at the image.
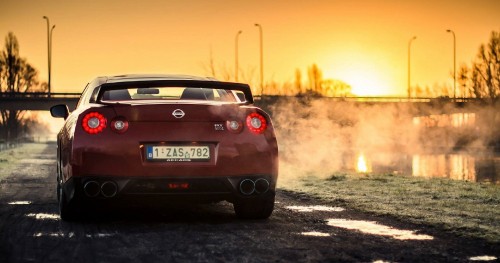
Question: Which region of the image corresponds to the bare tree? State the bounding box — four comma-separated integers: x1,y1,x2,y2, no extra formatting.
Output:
0,32,45,141
467,30,500,100
307,64,322,94
294,68,302,94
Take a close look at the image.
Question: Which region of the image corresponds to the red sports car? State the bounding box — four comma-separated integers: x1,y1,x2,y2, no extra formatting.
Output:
50,74,278,220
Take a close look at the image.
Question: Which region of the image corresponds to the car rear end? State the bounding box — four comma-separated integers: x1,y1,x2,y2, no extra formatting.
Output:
62,78,278,219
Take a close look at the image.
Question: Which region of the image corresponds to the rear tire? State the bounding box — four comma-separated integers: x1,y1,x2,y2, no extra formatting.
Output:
59,186,77,221
234,196,275,219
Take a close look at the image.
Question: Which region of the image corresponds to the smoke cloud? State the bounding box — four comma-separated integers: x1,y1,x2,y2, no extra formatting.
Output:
263,97,499,182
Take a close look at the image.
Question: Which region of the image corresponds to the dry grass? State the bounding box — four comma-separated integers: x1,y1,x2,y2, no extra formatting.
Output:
0,143,48,178
280,173,500,243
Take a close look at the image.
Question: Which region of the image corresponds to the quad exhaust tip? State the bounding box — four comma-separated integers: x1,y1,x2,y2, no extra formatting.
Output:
83,180,118,198
239,178,270,195
83,181,100,197
239,179,255,195
254,178,270,194
101,181,118,198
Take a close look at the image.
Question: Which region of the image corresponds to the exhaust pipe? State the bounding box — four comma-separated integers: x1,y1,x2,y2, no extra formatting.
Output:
254,178,270,194
239,179,255,195
83,181,100,197
101,181,118,198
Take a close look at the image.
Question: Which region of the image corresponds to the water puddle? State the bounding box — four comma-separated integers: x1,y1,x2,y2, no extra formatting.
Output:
300,231,331,237
286,205,345,212
85,233,115,238
33,232,115,238
469,255,498,261
26,213,59,220
8,201,31,205
33,232,74,238
326,219,433,240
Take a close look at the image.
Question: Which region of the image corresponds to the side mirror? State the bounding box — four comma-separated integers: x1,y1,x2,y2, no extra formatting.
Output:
50,104,69,119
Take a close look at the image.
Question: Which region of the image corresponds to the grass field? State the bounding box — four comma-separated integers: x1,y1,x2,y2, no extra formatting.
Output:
279,172,500,243
0,143,48,178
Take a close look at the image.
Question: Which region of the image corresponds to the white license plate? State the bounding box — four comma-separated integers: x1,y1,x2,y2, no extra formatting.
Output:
146,145,210,162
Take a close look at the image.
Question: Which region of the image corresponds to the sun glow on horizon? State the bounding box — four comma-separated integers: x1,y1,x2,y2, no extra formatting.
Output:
322,50,400,97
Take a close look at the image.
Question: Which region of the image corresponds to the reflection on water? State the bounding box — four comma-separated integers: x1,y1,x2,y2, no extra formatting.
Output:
356,152,371,173
412,154,499,184
327,219,433,240
352,152,499,184
408,112,500,184
413,154,476,180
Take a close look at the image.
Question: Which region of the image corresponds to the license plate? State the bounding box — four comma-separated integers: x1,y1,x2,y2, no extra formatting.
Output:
146,145,210,162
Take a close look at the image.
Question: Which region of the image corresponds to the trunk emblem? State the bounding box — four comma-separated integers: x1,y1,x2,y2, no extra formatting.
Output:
172,109,185,118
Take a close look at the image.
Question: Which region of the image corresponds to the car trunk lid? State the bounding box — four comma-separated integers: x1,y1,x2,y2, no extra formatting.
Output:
109,102,242,122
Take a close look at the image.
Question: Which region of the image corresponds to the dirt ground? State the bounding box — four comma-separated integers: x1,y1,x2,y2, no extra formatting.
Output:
0,143,498,263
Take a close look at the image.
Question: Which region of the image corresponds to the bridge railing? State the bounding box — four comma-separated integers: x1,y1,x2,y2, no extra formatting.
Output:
257,95,487,103
0,92,81,98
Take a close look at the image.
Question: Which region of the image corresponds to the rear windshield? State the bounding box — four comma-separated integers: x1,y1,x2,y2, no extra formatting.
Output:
101,87,238,102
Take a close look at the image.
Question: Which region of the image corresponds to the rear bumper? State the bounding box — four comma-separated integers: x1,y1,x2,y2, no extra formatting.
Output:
63,174,276,205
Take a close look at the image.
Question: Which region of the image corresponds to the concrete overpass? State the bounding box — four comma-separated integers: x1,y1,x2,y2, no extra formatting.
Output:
0,92,80,111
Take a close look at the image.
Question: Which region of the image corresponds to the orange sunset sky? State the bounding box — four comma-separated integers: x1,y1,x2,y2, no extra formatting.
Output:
1,0,499,96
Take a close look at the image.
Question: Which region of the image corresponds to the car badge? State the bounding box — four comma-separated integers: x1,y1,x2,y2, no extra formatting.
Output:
172,109,185,118
214,123,225,131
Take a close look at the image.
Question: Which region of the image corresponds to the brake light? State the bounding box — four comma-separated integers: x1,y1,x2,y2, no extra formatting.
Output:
82,112,107,134
246,112,267,134
111,117,129,134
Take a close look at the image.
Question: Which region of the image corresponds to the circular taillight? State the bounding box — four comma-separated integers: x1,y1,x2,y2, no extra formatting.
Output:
82,112,107,134
111,117,129,134
246,112,267,134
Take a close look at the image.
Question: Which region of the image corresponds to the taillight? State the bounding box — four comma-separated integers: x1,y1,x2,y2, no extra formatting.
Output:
246,112,267,134
111,117,129,134
82,112,107,134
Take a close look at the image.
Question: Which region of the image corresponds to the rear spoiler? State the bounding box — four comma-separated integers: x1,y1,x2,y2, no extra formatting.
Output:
97,80,254,104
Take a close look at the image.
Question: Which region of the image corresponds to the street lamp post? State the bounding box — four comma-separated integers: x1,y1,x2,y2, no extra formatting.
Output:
446,29,456,100
408,36,417,99
235,30,242,82
43,16,55,97
254,23,264,96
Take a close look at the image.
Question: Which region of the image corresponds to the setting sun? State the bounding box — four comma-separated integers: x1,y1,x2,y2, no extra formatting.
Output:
335,67,392,96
